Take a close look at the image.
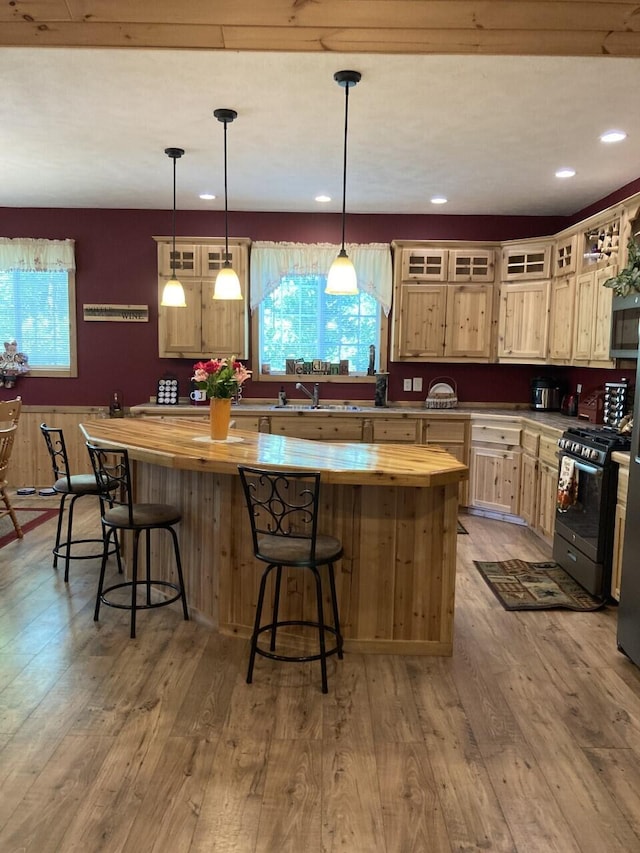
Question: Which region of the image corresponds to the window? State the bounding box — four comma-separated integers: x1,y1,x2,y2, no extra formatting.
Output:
251,242,392,377
260,273,380,373
0,238,76,377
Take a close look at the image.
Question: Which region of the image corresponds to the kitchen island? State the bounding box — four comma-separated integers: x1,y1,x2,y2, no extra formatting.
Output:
80,417,468,654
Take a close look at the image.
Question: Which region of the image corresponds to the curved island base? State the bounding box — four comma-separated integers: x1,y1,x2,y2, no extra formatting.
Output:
81,419,468,655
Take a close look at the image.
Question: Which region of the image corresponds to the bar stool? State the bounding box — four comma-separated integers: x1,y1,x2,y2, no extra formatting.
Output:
86,442,189,638
238,465,344,694
40,423,121,582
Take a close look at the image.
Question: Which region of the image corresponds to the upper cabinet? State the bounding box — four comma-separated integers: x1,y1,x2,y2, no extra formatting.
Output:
391,243,497,362
554,233,578,277
156,237,250,360
572,266,616,367
501,240,553,281
498,279,551,362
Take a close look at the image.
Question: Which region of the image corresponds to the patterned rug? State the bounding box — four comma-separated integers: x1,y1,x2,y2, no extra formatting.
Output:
0,506,59,548
473,559,606,611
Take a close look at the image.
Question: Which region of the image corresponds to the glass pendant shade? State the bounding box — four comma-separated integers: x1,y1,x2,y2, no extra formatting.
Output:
213,264,242,300
161,276,187,307
325,249,358,295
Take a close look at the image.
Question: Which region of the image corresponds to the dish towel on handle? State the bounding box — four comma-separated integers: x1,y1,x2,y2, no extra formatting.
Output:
557,456,578,511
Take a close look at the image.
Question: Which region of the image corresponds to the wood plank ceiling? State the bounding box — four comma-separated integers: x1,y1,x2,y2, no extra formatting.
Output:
2,1,640,57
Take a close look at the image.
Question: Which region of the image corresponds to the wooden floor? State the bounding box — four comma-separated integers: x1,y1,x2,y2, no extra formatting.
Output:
2,496,640,853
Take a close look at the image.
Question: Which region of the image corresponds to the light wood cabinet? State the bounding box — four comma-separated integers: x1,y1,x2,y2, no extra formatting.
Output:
392,243,496,362
519,427,540,528
572,266,615,367
156,237,250,360
497,279,550,362
501,241,553,280
469,419,522,515
269,416,364,441
536,429,561,542
548,275,575,363
611,458,629,601
554,234,578,277
423,417,470,506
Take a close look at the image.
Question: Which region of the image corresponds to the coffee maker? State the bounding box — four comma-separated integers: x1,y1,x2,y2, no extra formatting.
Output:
530,377,563,411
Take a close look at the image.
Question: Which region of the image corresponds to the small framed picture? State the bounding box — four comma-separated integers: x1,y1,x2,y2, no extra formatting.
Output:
339,360,349,375
261,363,271,375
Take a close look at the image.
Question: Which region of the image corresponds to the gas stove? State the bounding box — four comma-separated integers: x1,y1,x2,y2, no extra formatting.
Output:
558,425,631,467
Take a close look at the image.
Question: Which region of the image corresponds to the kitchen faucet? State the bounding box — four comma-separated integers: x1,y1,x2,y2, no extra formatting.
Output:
296,382,320,408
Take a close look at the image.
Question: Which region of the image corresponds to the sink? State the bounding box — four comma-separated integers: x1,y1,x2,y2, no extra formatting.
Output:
269,404,361,412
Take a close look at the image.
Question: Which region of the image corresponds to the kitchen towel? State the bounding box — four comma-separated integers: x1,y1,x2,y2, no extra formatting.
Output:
557,456,578,512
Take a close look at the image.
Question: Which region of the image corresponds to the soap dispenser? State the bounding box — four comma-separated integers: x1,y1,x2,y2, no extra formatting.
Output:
278,386,287,407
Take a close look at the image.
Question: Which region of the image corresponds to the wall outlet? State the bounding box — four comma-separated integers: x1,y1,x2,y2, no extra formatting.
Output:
403,378,412,392
413,377,423,392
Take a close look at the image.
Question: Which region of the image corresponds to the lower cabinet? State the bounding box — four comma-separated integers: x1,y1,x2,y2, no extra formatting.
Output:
611,459,629,601
469,419,522,515
518,425,560,543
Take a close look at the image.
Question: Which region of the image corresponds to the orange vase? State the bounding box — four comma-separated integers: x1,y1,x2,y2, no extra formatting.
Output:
210,397,232,440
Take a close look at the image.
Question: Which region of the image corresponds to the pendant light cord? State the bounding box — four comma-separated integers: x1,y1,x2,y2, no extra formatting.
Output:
340,82,350,252
223,119,230,265
171,154,177,278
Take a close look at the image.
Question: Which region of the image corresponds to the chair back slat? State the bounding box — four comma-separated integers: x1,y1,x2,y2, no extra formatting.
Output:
238,466,321,562
0,424,17,481
0,396,21,427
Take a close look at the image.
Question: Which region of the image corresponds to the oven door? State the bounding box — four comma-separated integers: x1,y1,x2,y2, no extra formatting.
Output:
554,455,604,563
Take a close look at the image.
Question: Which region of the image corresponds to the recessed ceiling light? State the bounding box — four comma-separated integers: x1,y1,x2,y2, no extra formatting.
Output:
315,194,331,203
199,193,216,200
430,196,448,205
600,129,627,144
555,168,576,179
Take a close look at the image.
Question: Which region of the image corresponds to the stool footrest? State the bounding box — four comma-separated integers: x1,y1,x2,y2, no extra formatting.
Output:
100,580,184,611
254,620,341,663
54,537,118,561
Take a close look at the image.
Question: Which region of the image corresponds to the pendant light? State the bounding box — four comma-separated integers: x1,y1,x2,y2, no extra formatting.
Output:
326,70,361,296
160,147,187,308
213,108,243,300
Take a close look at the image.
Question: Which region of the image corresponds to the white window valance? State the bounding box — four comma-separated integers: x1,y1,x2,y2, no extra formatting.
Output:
0,238,76,272
250,242,392,315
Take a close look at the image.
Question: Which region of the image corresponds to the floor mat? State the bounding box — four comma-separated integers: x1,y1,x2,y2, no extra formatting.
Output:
0,506,59,548
473,559,606,611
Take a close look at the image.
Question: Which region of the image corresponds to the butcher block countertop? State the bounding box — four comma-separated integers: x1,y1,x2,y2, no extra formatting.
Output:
81,416,468,489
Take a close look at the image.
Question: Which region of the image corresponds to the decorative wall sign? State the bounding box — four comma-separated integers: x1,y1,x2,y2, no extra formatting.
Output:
83,304,149,322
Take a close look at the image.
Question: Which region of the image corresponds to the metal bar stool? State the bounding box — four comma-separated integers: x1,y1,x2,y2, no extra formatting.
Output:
86,442,189,638
40,423,121,582
238,465,344,694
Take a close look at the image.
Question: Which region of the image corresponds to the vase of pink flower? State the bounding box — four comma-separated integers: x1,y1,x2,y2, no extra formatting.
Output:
191,356,252,440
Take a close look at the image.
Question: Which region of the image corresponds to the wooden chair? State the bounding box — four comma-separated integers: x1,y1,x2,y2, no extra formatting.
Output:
0,396,22,426
40,423,121,582
86,442,189,639
0,424,23,539
238,465,344,694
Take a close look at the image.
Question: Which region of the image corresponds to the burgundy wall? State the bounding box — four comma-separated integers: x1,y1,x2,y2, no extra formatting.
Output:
0,205,629,409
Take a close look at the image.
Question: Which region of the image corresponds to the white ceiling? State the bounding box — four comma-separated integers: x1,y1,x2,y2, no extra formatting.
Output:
2,47,640,217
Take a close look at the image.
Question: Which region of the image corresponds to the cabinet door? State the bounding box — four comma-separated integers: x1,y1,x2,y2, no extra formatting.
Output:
519,452,538,527
158,279,203,356
158,242,201,277
591,266,615,363
502,244,552,280
554,235,578,276
572,271,595,361
537,462,557,541
498,280,550,361
400,248,448,281
444,284,493,359
448,249,495,283
548,275,575,362
393,284,447,358
470,446,521,514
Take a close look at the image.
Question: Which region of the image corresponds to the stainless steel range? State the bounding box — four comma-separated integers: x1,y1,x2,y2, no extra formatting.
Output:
553,425,631,599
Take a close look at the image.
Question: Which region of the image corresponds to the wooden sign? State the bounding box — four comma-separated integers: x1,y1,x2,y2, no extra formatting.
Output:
83,304,149,322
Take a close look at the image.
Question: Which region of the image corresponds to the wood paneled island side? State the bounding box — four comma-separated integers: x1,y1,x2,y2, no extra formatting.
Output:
80,417,468,654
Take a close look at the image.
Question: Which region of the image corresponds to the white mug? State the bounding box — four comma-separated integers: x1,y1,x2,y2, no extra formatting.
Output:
190,389,207,404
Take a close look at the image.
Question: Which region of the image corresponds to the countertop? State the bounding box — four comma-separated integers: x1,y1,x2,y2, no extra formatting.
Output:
80,417,468,488
130,400,584,432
